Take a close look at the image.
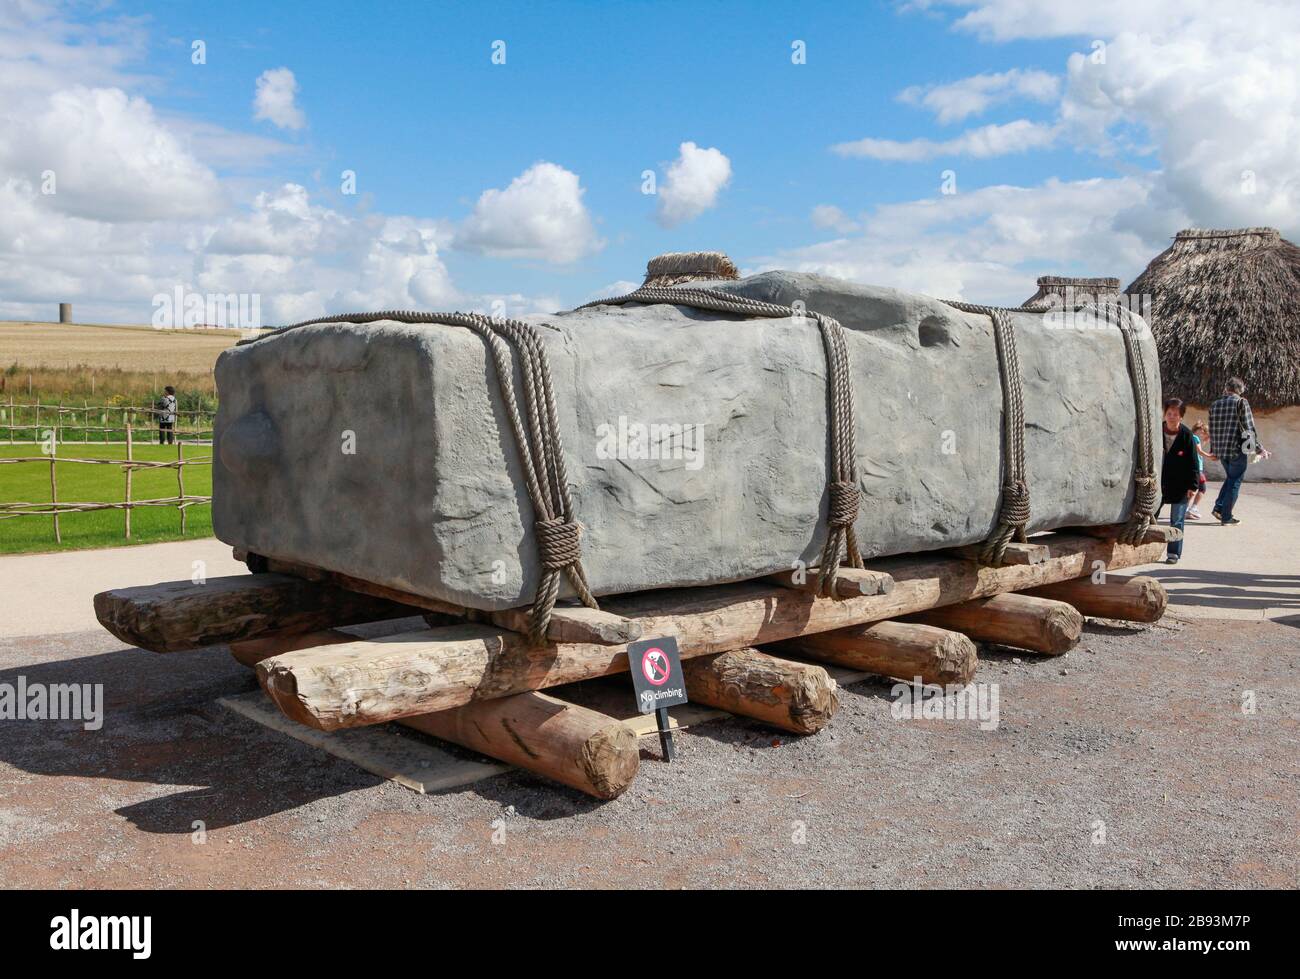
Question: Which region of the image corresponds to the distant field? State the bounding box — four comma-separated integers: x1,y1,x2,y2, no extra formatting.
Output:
0,320,242,374
0,442,213,554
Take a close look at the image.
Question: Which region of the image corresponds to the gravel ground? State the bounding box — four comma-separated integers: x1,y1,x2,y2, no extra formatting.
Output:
0,611,1295,889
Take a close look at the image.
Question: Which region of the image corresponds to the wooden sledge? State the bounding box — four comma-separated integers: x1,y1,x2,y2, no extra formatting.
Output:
94,526,1174,799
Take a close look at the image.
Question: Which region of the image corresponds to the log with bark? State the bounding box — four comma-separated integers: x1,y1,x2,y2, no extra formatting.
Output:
1020,574,1167,623
681,648,839,734
905,592,1082,656
777,620,977,686
94,574,419,653
254,532,1160,730
231,629,638,799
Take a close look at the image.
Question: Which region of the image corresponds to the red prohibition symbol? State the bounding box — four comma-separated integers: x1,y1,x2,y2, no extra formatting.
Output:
641,647,671,686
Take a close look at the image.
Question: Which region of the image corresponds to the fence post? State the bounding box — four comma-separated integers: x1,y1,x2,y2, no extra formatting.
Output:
49,440,61,544
124,423,133,540
177,441,187,534
6,394,11,445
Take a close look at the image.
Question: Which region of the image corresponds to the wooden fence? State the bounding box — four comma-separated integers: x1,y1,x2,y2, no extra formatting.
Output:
0,426,212,543
0,397,216,444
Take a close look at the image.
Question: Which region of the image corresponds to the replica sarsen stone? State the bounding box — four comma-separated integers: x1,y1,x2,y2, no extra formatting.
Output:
212,271,1161,611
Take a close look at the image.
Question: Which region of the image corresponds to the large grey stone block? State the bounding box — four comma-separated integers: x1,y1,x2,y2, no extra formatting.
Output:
212,271,1161,611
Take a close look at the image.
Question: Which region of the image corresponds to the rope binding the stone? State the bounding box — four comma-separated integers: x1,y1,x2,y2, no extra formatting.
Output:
578,285,864,597
942,300,1032,565
1085,302,1159,544
243,309,597,646
939,298,1158,562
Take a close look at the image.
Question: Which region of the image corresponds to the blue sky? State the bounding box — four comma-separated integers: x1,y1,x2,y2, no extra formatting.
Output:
2,0,1296,323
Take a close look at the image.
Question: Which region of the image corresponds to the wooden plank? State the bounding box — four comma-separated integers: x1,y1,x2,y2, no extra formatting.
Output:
176,442,187,535
49,451,60,544
1072,523,1180,544
777,620,977,686
765,566,894,598
259,554,641,645
490,605,642,644
123,423,133,540
905,592,1082,656
257,532,1164,730
219,691,510,794
93,574,421,653
947,541,1047,566
1020,574,1167,623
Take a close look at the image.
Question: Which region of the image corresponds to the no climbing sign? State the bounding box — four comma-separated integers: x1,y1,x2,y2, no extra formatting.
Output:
627,636,688,762
628,637,688,713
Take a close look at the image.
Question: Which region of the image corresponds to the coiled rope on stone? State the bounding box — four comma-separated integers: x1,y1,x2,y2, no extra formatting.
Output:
579,286,863,596
245,310,597,645
942,301,1031,565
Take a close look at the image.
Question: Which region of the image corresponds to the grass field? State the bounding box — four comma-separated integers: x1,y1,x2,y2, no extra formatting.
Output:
0,443,214,554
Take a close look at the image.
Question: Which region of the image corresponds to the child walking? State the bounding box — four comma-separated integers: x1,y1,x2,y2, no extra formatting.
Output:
1187,419,1212,519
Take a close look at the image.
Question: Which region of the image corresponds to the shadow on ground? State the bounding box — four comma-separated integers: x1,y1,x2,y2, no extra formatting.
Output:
1140,567,1300,613
0,643,383,833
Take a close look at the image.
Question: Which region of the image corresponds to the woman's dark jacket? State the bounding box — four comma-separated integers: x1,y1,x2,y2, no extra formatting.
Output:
1161,423,1200,505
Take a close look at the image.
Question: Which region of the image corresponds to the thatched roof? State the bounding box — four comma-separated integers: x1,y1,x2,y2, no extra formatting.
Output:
1022,275,1122,309
1125,227,1300,408
642,251,739,287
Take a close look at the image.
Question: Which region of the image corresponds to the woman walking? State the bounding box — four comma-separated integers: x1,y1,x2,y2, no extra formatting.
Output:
1159,398,1200,564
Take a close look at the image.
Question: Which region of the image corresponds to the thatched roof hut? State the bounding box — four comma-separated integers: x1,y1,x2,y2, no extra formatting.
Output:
1125,227,1300,409
642,251,739,287
1022,275,1122,309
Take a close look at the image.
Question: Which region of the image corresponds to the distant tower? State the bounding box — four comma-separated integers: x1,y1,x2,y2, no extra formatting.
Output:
59,303,72,323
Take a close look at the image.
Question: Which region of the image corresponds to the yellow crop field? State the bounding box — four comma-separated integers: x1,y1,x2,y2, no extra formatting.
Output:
0,321,242,373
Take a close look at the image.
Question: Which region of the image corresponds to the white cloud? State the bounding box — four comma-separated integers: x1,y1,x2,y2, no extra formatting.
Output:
810,204,859,234
7,86,224,222
253,67,306,131
934,0,1216,42
899,68,1059,123
0,7,558,324
912,1,1300,229
453,161,603,263
832,119,1057,161
655,142,732,227
762,176,1168,305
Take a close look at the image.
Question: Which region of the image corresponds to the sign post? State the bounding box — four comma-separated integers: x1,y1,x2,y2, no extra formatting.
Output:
627,636,688,762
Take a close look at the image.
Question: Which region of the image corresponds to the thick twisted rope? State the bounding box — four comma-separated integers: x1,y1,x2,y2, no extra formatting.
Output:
940,300,1158,559
245,310,597,645
1085,303,1159,544
579,286,863,596
942,301,1031,564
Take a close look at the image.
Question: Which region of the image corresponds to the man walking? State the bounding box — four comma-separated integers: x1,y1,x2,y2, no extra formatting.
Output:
1208,377,1271,525
157,385,178,445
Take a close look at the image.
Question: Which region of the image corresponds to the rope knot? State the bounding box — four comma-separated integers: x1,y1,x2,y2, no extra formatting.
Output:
535,518,582,571
828,480,860,528
1000,480,1031,527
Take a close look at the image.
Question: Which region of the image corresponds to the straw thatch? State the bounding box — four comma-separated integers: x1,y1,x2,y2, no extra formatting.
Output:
1125,227,1300,409
642,251,740,287
1022,275,1122,309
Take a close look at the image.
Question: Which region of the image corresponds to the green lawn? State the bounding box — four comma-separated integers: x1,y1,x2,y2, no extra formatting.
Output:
0,442,214,554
